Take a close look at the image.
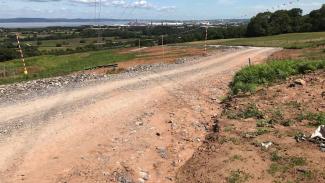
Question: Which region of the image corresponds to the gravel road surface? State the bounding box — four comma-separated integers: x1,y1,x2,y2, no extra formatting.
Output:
0,47,279,183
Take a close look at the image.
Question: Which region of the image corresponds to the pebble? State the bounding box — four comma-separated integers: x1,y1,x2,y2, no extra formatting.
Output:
156,147,168,159
139,171,149,180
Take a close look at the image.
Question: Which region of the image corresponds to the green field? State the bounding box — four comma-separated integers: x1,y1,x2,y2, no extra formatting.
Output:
26,37,136,51
185,32,325,49
0,50,135,85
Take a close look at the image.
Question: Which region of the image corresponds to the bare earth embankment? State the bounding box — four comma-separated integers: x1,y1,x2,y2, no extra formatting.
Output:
176,71,325,183
0,47,278,182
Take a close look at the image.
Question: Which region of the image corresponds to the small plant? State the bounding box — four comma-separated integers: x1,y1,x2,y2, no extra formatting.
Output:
270,108,284,121
297,112,325,126
224,125,236,132
229,137,241,145
270,151,282,162
281,119,294,127
297,170,314,181
285,101,301,108
267,155,307,176
268,163,281,175
225,110,240,120
241,104,264,119
227,170,250,183
289,157,306,166
230,155,243,161
256,119,273,127
256,128,270,135
242,128,270,138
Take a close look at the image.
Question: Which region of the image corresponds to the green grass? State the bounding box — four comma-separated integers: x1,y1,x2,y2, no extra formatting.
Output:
227,170,250,183
297,112,325,126
231,60,325,95
21,37,137,52
268,154,307,176
226,103,264,119
0,50,135,85
184,32,325,48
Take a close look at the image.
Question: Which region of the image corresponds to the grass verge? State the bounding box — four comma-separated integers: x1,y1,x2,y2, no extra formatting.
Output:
0,50,135,85
231,60,325,95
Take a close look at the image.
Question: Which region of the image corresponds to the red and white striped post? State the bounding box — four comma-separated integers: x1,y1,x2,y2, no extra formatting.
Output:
16,33,28,75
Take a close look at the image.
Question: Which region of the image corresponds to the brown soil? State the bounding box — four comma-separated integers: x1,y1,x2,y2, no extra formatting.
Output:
83,46,205,75
269,49,303,60
117,46,205,69
177,71,325,183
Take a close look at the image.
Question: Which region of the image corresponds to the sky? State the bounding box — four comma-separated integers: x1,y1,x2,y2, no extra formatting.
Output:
0,0,324,20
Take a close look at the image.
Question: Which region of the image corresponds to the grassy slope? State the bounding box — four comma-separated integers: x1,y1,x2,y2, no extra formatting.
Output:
219,32,325,95
185,32,325,48
0,50,135,85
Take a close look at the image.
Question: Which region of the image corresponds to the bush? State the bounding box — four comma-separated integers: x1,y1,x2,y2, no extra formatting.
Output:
0,48,18,62
56,43,62,47
231,60,325,95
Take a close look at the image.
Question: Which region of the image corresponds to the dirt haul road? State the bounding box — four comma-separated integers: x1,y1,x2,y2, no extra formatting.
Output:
0,47,279,183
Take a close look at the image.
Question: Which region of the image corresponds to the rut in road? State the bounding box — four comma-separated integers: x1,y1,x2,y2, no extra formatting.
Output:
0,47,279,183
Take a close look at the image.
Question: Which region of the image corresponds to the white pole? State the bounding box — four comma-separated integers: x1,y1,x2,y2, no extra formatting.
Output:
16,34,28,75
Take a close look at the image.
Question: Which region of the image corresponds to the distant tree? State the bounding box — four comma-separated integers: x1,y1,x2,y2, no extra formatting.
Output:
246,4,325,36
0,48,18,62
288,8,304,32
307,4,325,31
246,12,272,37
269,10,292,34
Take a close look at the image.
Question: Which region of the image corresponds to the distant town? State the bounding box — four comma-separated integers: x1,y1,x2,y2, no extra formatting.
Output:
0,18,249,28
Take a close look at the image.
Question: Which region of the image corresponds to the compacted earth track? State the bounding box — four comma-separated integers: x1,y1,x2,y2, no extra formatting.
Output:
0,47,279,183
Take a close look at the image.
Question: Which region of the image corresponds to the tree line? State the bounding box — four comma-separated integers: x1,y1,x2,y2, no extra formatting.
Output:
247,4,325,37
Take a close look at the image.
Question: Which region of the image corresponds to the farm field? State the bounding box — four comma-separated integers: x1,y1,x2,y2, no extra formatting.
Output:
27,37,137,51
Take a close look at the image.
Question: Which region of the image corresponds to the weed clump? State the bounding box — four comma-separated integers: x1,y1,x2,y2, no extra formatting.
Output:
297,112,325,126
226,103,264,119
227,170,250,183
